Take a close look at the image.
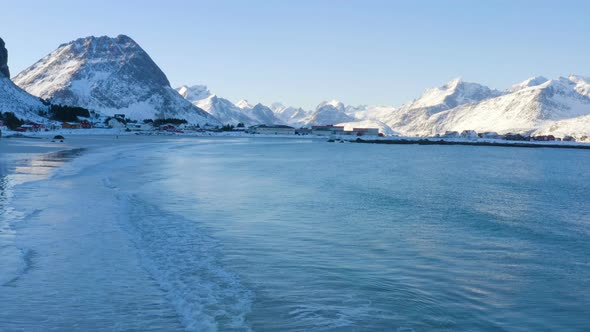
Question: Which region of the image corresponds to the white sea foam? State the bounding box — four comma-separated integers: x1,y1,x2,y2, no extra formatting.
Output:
108,185,254,331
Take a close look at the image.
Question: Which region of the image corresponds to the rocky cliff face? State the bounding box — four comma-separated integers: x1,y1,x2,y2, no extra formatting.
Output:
0,37,10,78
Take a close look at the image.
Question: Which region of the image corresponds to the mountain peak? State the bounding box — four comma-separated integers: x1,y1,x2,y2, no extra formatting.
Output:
252,103,269,110
408,78,500,112
236,99,253,110
508,76,549,92
176,85,211,103
317,100,345,112
444,77,463,88
270,102,286,112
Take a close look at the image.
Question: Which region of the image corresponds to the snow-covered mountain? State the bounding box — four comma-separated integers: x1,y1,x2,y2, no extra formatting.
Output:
270,102,310,127
419,76,590,136
236,99,254,110
0,37,48,122
193,94,254,125
243,103,284,125
175,86,284,125
303,100,355,126
11,32,588,138
14,35,219,125
300,76,590,138
369,78,502,135
176,85,211,103
174,85,254,125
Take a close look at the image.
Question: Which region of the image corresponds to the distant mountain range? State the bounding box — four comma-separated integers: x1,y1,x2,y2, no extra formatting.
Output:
2,34,590,137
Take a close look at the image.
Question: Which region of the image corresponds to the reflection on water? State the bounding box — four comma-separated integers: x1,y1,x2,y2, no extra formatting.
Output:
0,149,84,199
13,149,84,181
0,149,84,286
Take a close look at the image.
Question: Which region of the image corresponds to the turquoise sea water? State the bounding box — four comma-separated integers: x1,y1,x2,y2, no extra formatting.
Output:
1,137,589,331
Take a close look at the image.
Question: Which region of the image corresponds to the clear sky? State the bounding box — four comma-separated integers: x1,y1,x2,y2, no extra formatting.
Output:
2,0,589,109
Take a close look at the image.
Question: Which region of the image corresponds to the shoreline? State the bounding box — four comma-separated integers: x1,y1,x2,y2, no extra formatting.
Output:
346,138,590,150
3,132,590,158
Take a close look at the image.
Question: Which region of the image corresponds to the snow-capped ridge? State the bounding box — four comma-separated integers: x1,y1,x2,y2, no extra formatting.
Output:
406,78,501,111
508,76,549,92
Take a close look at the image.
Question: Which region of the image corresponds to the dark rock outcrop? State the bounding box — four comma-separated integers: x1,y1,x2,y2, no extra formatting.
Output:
0,37,9,78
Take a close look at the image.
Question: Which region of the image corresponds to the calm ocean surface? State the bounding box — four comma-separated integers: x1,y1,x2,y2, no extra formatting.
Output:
1,137,589,331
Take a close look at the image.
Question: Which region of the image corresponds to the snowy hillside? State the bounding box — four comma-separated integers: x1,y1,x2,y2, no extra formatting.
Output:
0,37,48,122
0,77,48,122
14,35,219,125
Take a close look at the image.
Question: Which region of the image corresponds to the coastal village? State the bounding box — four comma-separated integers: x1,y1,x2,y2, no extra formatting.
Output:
1,115,587,143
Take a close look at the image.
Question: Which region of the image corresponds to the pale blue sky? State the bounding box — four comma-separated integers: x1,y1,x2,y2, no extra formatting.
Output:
2,0,589,109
